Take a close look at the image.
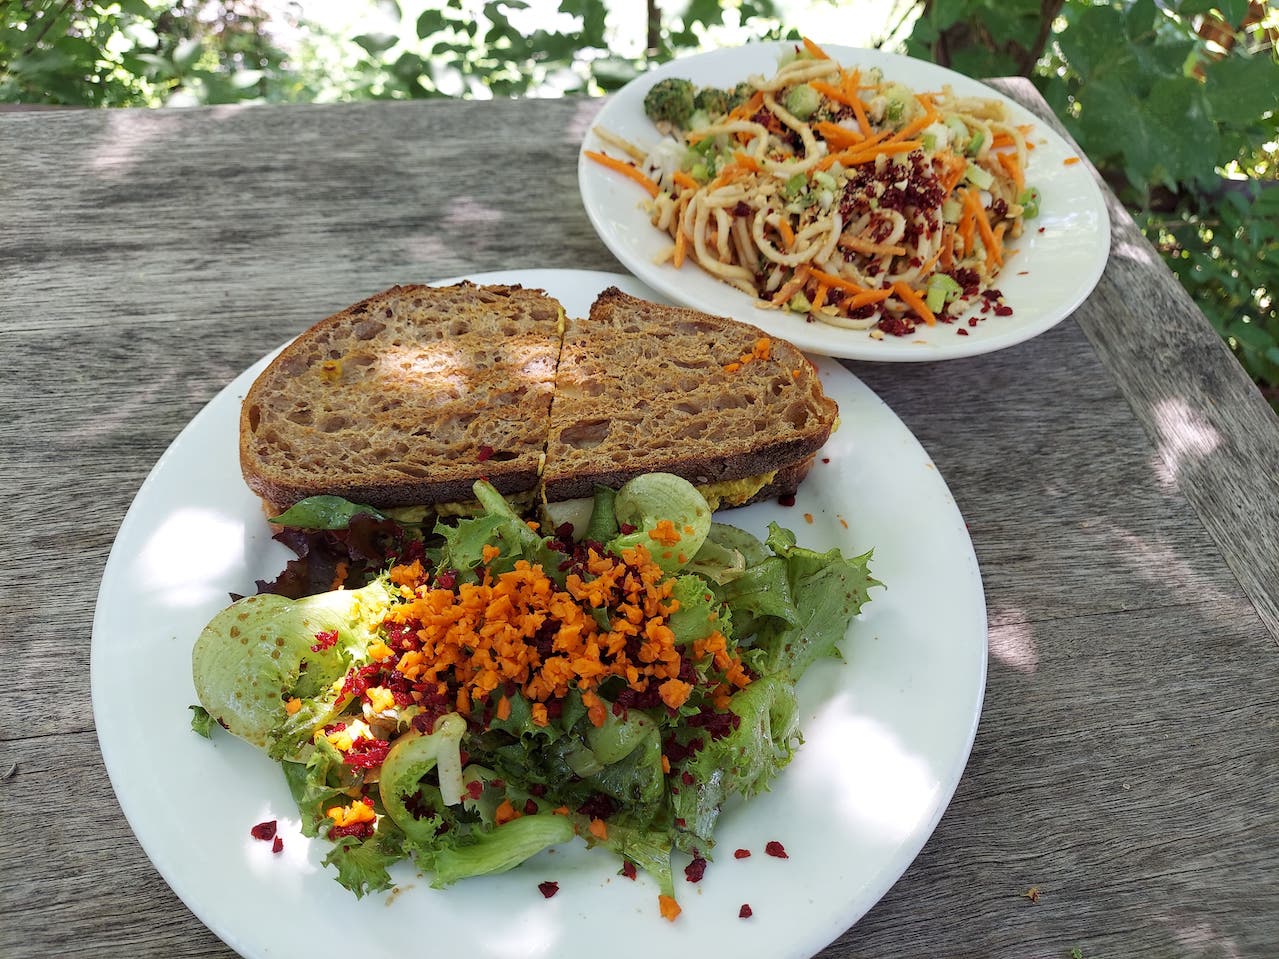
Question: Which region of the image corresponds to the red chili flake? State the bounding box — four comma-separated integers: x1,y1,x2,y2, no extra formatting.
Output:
777,495,796,507
538,881,559,899
621,860,637,880
250,820,277,841
765,840,788,859
477,445,495,462
684,856,708,883
739,904,753,919
271,836,284,854
734,848,751,859
310,629,339,652
466,780,484,800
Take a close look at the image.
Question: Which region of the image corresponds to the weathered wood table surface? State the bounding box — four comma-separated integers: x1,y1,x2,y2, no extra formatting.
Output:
3,78,1277,959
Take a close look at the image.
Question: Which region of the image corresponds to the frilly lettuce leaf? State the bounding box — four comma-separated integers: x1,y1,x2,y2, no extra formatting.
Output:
322,822,406,899
670,674,799,853
423,815,575,888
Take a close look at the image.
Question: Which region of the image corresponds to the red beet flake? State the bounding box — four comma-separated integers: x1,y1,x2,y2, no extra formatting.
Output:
739,904,753,919
271,836,284,854
777,494,796,507
621,860,637,880
250,820,277,841
684,856,708,883
310,629,339,652
466,780,484,800
538,881,559,899
765,840,788,859
734,848,751,859
477,444,495,462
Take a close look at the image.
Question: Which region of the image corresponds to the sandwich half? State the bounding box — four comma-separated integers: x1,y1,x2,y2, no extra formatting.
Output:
543,287,837,509
240,282,563,514
239,283,837,517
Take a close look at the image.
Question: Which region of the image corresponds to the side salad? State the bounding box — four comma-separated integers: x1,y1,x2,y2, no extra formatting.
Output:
190,473,878,919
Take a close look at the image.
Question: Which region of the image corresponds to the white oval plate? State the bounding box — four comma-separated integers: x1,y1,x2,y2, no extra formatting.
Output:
578,43,1111,361
91,269,987,959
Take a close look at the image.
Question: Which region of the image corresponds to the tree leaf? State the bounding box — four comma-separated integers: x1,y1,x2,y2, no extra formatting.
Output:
172,36,203,72
1203,51,1279,123
416,9,447,38
353,32,397,56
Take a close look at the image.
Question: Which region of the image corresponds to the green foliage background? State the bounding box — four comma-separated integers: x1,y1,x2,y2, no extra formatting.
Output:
3,0,1276,404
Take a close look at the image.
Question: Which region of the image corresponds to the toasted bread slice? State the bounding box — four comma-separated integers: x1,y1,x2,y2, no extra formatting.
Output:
542,288,837,506
240,282,563,512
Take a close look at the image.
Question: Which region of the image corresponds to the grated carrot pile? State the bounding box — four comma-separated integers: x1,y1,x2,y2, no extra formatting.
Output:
382,544,750,726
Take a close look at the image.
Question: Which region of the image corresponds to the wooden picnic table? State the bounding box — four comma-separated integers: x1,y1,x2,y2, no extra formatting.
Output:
2,77,1277,958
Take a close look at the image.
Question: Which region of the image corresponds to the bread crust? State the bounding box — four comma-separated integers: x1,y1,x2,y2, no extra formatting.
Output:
239,283,838,512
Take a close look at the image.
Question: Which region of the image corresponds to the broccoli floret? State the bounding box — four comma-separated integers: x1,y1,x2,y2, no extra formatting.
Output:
693,86,732,118
727,81,755,111
644,77,696,128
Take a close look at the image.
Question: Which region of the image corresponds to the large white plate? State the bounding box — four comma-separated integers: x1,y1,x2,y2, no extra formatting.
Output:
579,43,1111,361
91,269,987,959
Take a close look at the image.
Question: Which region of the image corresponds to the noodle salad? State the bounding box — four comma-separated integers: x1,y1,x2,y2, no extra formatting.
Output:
586,38,1042,337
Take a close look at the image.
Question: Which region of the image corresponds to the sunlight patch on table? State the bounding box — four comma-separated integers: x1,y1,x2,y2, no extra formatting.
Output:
87,109,182,180
988,619,1037,673
794,693,938,843
1150,397,1223,489
135,506,246,606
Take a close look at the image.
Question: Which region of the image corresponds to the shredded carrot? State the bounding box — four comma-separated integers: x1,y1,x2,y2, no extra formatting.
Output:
809,79,858,110
659,895,682,922
495,695,511,721
727,89,764,122
809,267,868,295
838,234,907,257
722,361,741,373
885,109,939,145
801,36,829,59
996,151,1024,195
584,150,660,197
775,217,796,249
648,518,682,547
850,91,872,136
661,754,671,774
844,288,894,310
958,189,978,255
811,282,829,312
284,697,302,715
659,678,693,710
939,153,968,194
672,227,687,269
481,543,501,565
589,817,609,840
672,170,698,191
769,265,810,305
814,120,863,149
329,560,349,591
989,222,1008,272
940,223,955,270
971,193,1001,267
892,281,936,325
816,138,920,171
1063,156,1081,166
732,150,761,174
495,799,521,825
553,805,570,816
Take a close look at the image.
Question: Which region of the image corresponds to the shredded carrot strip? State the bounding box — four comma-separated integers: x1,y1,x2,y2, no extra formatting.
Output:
939,224,955,270
939,153,968,193
885,109,938,145
727,89,764,122
972,194,1000,267
996,151,1024,195
1063,156,1081,166
958,189,978,255
808,267,867,295
672,170,698,191
810,79,858,110
775,217,795,249
732,150,761,173
850,90,872,136
659,895,682,921
814,120,863,149
844,288,893,309
769,265,810,305
801,36,829,59
584,150,659,197
838,234,907,257
816,137,920,171
892,280,936,325
672,228,687,269
811,282,829,311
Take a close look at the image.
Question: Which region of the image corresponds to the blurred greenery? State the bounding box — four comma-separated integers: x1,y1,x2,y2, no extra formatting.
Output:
2,0,1275,405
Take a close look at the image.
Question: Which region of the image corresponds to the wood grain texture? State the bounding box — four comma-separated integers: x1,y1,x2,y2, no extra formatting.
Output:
3,82,1277,959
